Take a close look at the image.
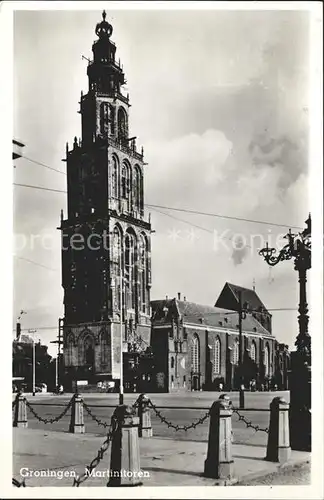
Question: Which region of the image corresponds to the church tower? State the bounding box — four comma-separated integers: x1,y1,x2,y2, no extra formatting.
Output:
60,12,152,389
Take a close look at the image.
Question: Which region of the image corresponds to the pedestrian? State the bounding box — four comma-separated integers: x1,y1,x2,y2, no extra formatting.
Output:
219,382,223,392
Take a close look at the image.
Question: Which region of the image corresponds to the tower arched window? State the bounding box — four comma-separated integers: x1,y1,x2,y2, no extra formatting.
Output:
265,344,270,376
112,226,122,311
111,156,119,198
100,102,109,135
133,166,143,211
84,335,95,368
250,341,256,362
125,231,137,310
190,334,200,373
117,107,128,143
121,162,131,209
139,233,148,314
171,356,175,369
213,337,221,374
233,340,239,365
109,105,115,134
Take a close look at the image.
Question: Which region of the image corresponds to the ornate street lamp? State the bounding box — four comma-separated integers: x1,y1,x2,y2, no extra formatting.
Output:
259,214,311,363
259,214,312,451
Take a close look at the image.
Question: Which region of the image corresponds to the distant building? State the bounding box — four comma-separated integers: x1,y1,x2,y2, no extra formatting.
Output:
60,12,153,391
151,284,290,392
12,335,54,389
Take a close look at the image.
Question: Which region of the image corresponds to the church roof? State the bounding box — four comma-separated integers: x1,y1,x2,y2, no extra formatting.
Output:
215,282,269,314
151,298,271,336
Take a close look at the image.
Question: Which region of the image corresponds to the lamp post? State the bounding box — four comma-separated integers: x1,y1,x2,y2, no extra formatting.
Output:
259,214,311,451
259,214,311,362
119,273,125,405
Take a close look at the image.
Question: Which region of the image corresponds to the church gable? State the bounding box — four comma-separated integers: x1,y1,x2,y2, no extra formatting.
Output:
215,282,269,314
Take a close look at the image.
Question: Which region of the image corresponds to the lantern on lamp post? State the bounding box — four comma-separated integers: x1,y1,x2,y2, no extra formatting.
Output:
259,214,311,363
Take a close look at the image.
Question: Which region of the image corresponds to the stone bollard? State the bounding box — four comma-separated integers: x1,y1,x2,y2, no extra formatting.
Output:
204,394,235,482
265,397,291,463
13,392,28,428
69,393,85,434
137,394,153,438
108,404,142,487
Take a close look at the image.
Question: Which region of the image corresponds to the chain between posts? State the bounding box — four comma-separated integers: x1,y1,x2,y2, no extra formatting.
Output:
25,395,75,424
232,407,269,433
148,399,210,431
83,401,110,428
72,414,118,487
72,396,142,429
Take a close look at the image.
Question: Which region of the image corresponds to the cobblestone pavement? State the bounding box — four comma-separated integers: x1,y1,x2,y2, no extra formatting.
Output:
237,461,311,485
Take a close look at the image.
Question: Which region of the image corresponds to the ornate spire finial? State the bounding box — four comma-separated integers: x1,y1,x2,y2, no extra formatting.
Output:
95,10,113,38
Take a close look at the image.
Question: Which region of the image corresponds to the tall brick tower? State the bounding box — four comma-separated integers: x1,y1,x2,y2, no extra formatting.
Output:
60,11,152,390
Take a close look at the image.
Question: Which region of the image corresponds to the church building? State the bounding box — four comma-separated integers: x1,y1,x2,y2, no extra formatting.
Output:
151,283,290,392
60,12,153,391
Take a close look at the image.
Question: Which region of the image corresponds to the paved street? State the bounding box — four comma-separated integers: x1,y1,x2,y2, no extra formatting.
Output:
237,461,311,485
13,426,310,487
15,391,290,447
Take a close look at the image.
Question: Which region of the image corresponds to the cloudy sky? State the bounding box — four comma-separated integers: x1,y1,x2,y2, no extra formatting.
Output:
13,8,310,357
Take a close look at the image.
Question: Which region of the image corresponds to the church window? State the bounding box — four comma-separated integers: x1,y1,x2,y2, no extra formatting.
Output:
213,337,221,374
110,105,115,134
265,344,270,376
233,340,239,365
84,335,95,367
100,102,109,135
139,234,148,313
250,341,256,362
111,156,119,198
112,226,122,310
125,231,136,310
190,334,200,373
171,356,175,369
117,107,128,142
133,166,143,211
121,162,131,209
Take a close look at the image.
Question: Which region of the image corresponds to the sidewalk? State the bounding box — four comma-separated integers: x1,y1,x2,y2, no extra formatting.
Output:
13,428,310,487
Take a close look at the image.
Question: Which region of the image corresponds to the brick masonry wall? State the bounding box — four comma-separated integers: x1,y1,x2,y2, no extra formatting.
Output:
151,321,279,392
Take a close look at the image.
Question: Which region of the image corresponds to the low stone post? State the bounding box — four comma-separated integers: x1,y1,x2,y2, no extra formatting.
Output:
265,397,291,463
204,394,235,481
137,394,153,438
69,393,85,434
13,392,28,428
108,404,142,487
